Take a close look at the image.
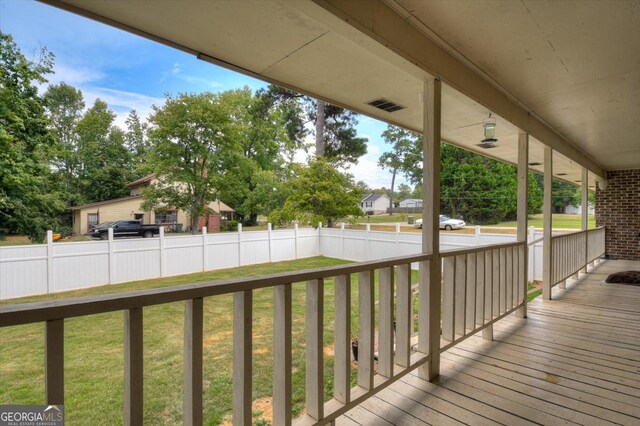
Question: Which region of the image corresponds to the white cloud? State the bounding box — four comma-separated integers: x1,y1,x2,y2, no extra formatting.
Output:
48,63,105,85
80,87,165,129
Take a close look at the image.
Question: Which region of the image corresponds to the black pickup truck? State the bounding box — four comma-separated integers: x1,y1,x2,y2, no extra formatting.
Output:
90,220,161,240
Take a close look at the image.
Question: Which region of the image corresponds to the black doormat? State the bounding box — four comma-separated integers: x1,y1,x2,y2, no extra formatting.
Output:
605,271,640,285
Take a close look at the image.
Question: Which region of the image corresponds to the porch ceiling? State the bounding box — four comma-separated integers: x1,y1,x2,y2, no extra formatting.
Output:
42,0,634,188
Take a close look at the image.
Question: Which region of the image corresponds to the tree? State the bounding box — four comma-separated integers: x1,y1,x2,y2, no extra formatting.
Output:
124,110,149,176
0,32,65,241
217,87,304,224
76,99,133,202
378,125,423,214
261,85,368,164
142,92,238,234
395,183,412,203
43,82,84,205
439,144,542,224
269,159,363,227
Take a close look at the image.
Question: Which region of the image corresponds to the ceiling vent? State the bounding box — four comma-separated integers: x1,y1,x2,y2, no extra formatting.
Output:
557,173,567,176
366,98,405,113
528,162,542,166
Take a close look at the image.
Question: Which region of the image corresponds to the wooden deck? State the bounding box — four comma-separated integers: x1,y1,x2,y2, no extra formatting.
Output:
337,259,640,425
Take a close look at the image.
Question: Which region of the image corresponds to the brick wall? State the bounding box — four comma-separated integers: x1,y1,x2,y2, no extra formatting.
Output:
595,169,640,260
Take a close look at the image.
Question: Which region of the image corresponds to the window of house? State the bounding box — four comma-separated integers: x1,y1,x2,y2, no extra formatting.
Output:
365,202,373,208
155,210,178,224
87,213,99,232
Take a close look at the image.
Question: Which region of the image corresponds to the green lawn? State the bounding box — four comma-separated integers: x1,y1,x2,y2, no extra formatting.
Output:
484,214,596,229
362,213,595,229
0,256,409,425
363,213,422,223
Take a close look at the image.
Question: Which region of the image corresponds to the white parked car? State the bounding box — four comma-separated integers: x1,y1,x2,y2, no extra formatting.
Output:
414,215,466,230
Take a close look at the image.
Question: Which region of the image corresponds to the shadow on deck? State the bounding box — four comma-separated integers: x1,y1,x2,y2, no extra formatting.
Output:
338,259,640,425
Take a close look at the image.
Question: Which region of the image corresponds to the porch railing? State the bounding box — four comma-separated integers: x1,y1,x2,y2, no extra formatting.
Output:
0,241,528,425
550,226,605,288
440,241,526,351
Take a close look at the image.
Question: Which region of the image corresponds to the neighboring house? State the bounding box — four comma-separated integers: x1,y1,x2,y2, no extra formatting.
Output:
360,193,390,214
564,204,595,215
398,198,423,208
70,174,234,235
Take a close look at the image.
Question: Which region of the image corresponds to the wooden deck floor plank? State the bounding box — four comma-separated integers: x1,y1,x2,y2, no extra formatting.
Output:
357,395,435,426
441,352,639,425
340,405,396,426
496,317,639,363
490,326,640,374
448,345,640,408
443,350,640,421
367,386,469,426
398,373,527,426
431,370,576,425
459,336,640,389
453,342,640,406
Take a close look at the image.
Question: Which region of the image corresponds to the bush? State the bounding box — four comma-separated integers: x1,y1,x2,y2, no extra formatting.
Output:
222,220,238,232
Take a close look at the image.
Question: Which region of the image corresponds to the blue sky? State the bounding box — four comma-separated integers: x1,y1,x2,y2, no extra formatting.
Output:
1,0,402,188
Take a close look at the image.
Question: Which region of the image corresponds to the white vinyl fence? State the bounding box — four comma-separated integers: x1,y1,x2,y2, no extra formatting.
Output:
0,224,319,300
320,224,545,282
1,224,553,300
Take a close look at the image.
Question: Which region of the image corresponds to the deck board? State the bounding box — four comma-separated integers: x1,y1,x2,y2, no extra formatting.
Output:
337,259,640,425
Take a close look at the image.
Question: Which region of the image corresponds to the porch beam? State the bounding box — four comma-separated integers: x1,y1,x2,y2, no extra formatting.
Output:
543,147,553,300
419,78,442,381
517,132,529,317
310,0,605,179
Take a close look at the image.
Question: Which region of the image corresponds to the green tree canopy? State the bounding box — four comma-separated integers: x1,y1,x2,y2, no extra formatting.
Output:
0,32,65,241
76,99,133,202
378,125,422,213
440,144,542,224
269,159,363,227
142,92,239,233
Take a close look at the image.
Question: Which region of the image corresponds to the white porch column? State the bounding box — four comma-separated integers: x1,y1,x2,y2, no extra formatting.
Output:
517,132,529,317
543,147,553,300
581,168,589,273
419,78,442,381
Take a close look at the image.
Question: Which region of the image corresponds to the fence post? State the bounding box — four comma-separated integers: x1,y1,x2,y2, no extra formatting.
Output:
294,223,299,260
366,223,371,260
237,223,243,266
159,226,166,277
341,222,346,259
396,223,401,250
268,223,273,263
108,228,115,284
318,222,322,256
475,225,481,246
201,226,207,272
47,230,54,293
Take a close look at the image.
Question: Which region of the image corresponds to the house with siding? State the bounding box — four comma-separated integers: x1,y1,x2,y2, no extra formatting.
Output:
70,174,234,235
360,193,390,214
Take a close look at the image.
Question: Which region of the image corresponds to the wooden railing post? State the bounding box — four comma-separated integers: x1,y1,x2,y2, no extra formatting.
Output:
124,307,143,426
581,168,589,273
233,291,252,426
334,274,351,404
273,284,292,426
184,298,203,426
305,279,324,420
45,319,64,405
378,267,394,377
358,270,375,390
396,264,412,368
